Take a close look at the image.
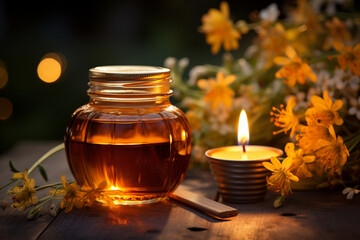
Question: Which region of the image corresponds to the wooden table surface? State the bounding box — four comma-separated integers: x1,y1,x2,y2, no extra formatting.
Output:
1,141,359,240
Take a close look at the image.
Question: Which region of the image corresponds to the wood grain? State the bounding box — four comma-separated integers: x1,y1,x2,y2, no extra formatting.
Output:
0,141,72,240
1,142,360,240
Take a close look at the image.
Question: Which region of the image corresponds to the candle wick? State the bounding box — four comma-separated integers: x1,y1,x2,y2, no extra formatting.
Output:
242,141,246,153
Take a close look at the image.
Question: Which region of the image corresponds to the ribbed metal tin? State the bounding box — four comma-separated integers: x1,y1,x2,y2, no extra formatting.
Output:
206,146,282,203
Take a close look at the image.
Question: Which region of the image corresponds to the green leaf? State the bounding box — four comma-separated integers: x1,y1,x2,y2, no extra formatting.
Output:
9,161,20,173
38,165,48,182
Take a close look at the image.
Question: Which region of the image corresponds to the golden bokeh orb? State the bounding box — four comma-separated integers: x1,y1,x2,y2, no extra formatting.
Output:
37,57,62,83
0,97,13,120
0,66,8,89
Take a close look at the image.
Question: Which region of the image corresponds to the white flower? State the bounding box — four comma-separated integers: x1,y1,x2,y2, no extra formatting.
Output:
237,58,253,76
209,120,233,135
330,69,346,90
342,187,360,200
307,87,322,103
348,75,360,90
255,52,267,70
188,66,208,86
259,3,280,23
223,53,233,63
285,91,307,111
178,57,189,70
311,0,353,15
164,57,177,69
209,102,231,123
207,102,233,135
233,96,253,112
348,97,360,120
218,123,233,135
244,45,258,59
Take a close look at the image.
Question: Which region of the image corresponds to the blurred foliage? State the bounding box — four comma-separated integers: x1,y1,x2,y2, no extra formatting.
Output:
0,0,284,153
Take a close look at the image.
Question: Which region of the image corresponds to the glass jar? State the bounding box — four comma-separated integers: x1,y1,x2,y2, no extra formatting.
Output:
64,66,192,205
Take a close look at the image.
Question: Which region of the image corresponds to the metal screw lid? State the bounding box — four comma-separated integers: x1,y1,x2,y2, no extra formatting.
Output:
89,66,170,80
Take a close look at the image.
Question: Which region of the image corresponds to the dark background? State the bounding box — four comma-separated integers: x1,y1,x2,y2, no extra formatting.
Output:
0,0,287,153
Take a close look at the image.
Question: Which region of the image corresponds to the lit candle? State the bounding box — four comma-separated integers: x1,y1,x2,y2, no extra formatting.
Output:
206,110,283,203
207,110,282,161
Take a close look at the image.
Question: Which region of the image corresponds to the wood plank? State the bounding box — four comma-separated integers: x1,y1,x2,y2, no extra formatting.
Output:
36,189,360,240
0,141,72,240
1,142,360,240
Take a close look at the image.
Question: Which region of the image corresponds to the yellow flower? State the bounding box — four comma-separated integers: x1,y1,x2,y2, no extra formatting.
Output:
334,42,360,76
201,2,240,54
81,181,113,208
274,46,317,87
315,126,349,176
197,72,235,110
52,176,85,213
289,0,320,31
285,142,315,179
270,96,299,137
305,90,343,126
258,23,289,57
287,0,321,56
8,169,38,210
296,121,332,154
263,157,299,196
324,17,351,50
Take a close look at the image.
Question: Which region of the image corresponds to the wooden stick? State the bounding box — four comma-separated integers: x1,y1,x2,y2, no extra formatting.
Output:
170,185,238,219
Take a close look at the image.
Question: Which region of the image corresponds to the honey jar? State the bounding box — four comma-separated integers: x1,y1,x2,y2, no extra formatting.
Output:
64,66,192,204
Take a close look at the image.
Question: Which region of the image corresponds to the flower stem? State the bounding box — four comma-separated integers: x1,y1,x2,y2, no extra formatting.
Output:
28,143,65,175
307,51,337,64
0,179,16,191
37,186,62,204
35,182,63,191
346,134,360,153
38,195,52,203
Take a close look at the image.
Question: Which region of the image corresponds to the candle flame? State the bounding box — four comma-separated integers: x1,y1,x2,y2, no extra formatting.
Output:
237,110,249,145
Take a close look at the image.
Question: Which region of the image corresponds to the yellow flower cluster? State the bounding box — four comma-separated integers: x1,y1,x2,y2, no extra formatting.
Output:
50,176,85,213
8,169,38,210
201,2,240,54
270,96,299,137
8,171,115,216
51,176,115,213
197,72,235,110
263,157,299,196
274,46,317,87
334,42,360,77
269,90,349,196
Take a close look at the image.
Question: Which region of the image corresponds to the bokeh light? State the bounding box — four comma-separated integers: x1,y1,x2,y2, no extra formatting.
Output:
0,97,13,120
37,53,66,83
0,66,8,89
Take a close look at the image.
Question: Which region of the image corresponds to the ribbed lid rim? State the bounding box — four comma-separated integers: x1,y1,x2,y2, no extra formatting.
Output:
89,65,170,79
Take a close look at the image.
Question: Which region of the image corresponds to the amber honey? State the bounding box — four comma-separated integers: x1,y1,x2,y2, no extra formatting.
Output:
65,116,190,204
64,65,192,205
